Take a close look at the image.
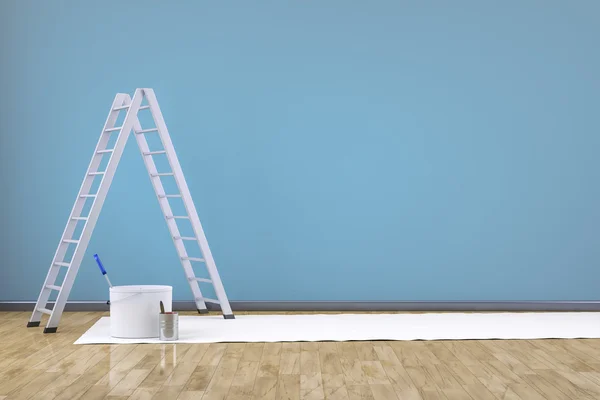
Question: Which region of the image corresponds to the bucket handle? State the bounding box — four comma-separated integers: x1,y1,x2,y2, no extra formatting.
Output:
109,292,143,304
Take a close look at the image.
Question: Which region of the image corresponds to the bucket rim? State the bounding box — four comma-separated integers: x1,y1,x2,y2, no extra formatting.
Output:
110,285,173,293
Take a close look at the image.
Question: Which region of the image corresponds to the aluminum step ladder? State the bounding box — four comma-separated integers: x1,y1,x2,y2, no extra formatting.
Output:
27,88,234,333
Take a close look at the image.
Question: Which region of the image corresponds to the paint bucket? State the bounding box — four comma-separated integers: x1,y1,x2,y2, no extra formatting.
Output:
110,285,172,338
159,312,179,341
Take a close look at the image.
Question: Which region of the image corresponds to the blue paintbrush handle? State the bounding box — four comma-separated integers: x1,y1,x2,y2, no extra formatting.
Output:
94,254,107,275
94,253,113,288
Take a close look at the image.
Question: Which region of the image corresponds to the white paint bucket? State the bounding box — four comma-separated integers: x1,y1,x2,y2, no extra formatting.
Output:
109,285,172,338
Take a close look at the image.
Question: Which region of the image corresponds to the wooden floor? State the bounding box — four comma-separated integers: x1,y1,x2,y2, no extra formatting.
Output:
2,312,600,400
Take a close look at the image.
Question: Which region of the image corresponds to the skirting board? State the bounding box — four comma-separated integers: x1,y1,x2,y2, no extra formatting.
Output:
2,301,600,312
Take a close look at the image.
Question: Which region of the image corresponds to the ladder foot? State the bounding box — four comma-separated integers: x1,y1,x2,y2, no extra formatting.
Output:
197,308,209,314
43,327,58,334
27,321,40,327
223,314,235,320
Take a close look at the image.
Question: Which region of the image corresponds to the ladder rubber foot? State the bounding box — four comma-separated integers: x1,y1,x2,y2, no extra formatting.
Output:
43,327,58,334
197,308,209,314
223,314,235,320
27,321,40,327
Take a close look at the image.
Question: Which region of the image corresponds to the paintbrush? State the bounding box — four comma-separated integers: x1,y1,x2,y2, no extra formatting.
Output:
160,300,165,314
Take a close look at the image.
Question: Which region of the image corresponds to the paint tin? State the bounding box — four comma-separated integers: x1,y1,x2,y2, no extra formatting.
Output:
159,312,179,341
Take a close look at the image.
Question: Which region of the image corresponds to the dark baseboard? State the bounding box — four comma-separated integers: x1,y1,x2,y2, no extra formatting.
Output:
2,301,600,312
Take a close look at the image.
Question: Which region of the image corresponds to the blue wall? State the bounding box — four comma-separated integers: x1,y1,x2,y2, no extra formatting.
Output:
1,1,599,302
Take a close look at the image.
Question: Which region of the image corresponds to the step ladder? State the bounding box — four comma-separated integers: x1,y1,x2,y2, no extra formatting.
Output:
27,88,234,333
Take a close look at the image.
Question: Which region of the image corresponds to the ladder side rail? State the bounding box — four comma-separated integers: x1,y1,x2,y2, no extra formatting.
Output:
29,93,129,326
44,92,143,331
143,88,234,317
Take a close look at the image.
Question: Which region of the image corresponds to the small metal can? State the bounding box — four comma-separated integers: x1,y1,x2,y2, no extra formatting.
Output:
159,312,179,341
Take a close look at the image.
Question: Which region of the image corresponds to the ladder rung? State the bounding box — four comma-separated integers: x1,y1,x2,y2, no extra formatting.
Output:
37,308,52,315
71,217,88,221
96,149,114,154
62,239,79,244
139,105,150,110
143,151,166,155
174,236,196,241
53,262,70,267
113,105,130,111
159,194,182,198
46,285,61,291
182,257,205,262
196,297,219,304
137,128,158,134
79,194,96,198
167,216,189,220
151,173,174,177
191,277,212,283
88,172,105,176
104,126,123,132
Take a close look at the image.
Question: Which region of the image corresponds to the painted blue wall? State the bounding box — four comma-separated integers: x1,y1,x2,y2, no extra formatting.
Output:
1,1,599,302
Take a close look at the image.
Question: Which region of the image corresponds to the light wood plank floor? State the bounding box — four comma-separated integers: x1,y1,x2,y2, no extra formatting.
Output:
2,311,600,399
